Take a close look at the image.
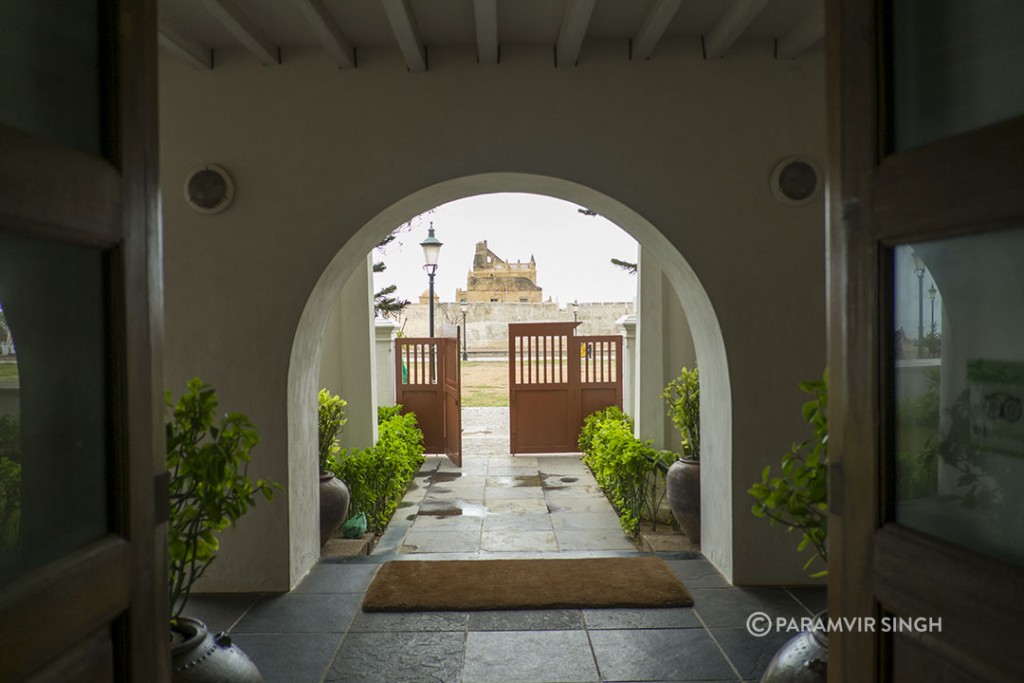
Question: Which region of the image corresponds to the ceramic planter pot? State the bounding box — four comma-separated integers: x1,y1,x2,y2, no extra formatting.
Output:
760,611,828,682
171,617,262,682
666,458,700,543
319,472,350,546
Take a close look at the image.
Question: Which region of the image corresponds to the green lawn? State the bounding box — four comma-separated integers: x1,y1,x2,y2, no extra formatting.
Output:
0,362,17,383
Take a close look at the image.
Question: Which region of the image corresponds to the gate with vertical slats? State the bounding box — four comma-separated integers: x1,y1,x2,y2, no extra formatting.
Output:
395,335,461,465
508,322,622,454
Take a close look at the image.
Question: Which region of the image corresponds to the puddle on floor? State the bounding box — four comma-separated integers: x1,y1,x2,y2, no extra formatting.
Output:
488,474,543,488
539,473,578,490
417,499,489,518
430,471,463,483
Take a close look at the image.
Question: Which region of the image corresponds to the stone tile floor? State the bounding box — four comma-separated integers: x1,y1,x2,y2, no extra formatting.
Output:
187,408,826,682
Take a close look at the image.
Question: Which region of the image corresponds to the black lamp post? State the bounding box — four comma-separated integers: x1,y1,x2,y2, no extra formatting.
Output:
912,254,925,340
928,283,937,334
420,223,442,337
460,299,469,360
571,300,579,322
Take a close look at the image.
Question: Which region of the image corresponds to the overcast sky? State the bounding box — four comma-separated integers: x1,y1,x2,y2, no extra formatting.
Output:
372,193,639,305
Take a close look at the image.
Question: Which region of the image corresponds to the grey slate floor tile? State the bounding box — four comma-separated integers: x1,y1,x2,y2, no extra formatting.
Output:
468,609,585,631
462,630,600,683
325,631,465,683
231,632,342,683
710,627,794,681
589,628,738,682
233,592,363,634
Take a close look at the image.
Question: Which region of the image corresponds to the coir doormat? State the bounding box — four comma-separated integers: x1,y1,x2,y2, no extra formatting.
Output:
361,556,693,612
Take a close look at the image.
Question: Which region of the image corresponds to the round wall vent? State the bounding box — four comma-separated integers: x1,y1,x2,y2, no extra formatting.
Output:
770,157,820,205
184,165,234,214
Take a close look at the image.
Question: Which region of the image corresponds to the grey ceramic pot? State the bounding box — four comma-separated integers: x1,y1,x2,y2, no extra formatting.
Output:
666,458,700,543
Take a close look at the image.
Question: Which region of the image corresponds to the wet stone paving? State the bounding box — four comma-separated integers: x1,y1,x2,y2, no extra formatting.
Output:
373,407,637,557
187,407,826,682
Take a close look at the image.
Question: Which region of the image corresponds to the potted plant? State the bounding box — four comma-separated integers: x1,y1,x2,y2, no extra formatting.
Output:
167,378,277,682
749,369,828,683
317,388,350,546
663,366,701,542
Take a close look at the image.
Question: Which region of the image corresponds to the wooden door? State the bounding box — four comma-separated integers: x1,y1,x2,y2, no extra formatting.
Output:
578,335,623,433
443,333,462,467
829,1,1024,680
396,338,446,454
0,0,165,680
509,323,579,454
509,323,622,454
395,336,461,465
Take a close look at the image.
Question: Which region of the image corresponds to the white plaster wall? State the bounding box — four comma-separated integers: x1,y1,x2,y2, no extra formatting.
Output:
159,38,826,590
318,254,378,451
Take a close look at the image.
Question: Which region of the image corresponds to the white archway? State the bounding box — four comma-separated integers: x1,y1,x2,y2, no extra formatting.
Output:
287,172,734,579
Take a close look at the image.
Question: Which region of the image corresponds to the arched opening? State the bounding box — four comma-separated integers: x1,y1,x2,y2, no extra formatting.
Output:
288,172,733,580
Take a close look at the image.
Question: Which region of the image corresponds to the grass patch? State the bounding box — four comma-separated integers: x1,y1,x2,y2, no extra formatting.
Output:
462,390,509,408
460,361,509,408
0,363,18,383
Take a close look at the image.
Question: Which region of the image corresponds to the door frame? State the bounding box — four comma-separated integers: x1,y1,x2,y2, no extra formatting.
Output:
0,0,165,679
828,0,1024,679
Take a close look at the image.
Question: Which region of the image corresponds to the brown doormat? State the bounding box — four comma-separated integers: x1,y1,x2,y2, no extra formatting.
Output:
361,556,693,612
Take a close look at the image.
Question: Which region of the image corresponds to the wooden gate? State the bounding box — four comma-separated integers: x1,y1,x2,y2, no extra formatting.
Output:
395,335,461,466
508,322,622,454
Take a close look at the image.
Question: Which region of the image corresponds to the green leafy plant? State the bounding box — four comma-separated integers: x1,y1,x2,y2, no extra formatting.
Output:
662,366,700,460
0,414,19,461
318,388,348,473
579,407,677,535
749,369,828,576
166,378,278,622
328,406,425,533
0,455,20,548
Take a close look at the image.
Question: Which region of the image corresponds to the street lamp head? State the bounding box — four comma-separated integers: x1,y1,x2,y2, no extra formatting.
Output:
460,298,468,313
420,223,443,275
911,252,926,277
928,284,937,301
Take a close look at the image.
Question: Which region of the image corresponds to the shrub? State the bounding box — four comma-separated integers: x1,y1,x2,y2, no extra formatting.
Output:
662,366,700,460
330,407,425,533
580,408,676,536
318,389,347,473
0,455,20,547
578,405,633,454
748,370,828,576
166,378,277,620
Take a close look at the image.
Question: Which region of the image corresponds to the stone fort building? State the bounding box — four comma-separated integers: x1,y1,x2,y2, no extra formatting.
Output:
455,241,544,304
404,240,634,353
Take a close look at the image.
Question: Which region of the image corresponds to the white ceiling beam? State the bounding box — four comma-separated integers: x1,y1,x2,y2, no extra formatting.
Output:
158,24,213,70
775,4,825,59
380,0,427,72
203,0,280,65
702,0,771,59
556,0,596,67
472,0,499,65
631,0,682,61
294,0,355,68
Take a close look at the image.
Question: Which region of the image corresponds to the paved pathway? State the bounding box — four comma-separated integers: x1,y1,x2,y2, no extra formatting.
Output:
373,407,637,556
185,406,827,681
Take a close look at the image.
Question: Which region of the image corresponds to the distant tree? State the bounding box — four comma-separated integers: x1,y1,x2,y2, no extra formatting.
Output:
610,258,637,275
372,212,433,319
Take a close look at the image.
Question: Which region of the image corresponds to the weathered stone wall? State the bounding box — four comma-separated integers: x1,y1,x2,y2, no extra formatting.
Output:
398,301,636,354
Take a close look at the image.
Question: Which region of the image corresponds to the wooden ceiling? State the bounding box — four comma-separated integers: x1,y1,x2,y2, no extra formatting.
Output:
158,0,824,72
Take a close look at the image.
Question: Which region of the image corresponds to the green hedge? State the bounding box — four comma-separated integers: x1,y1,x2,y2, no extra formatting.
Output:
579,407,677,536
329,405,425,533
